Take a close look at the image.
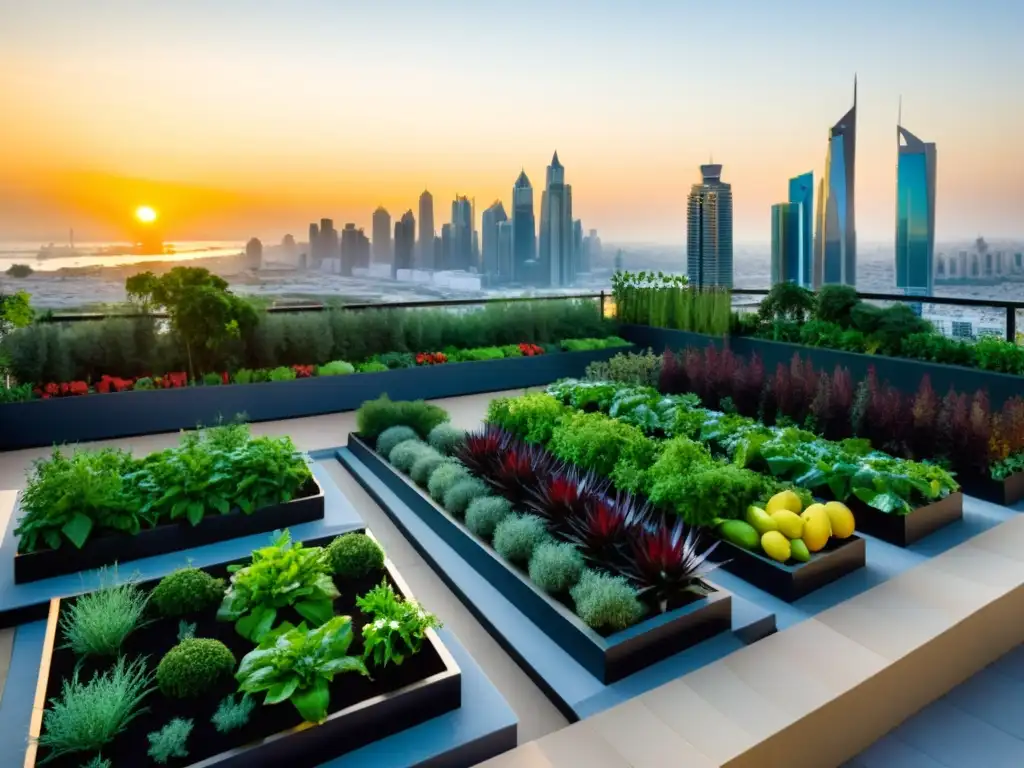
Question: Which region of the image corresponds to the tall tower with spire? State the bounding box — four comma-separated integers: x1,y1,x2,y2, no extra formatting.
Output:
539,151,575,287
813,76,858,288
511,169,536,283
895,102,937,301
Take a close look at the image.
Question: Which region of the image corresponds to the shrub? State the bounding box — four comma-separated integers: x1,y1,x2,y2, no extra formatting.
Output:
549,412,655,478
464,496,513,541
528,541,585,594
211,694,256,734
388,439,431,473
427,460,471,502
37,656,153,761
376,425,419,457
156,638,236,698
442,477,490,519
570,570,645,632
81,756,112,768
604,349,661,385
427,423,466,455
357,395,450,441
410,450,446,486
326,533,385,579
815,285,860,327
648,464,768,528
317,359,355,376
177,620,196,641
759,282,815,324
268,365,296,381
493,514,550,565
59,575,149,658
150,567,226,617
486,393,566,444
147,718,193,764
356,361,388,373
134,376,154,390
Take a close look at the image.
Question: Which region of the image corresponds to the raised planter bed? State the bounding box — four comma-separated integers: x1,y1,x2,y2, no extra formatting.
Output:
24,531,461,768
346,433,732,684
0,347,632,452
960,473,1024,507
847,492,964,547
709,535,867,603
13,478,325,584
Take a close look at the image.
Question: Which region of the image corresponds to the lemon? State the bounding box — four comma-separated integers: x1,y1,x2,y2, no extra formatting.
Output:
765,490,803,516
769,509,804,539
801,511,831,552
761,531,792,563
825,501,856,539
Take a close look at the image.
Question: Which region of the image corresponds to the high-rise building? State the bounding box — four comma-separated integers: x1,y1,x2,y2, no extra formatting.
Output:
308,222,319,265
451,196,473,271
394,210,416,276
511,170,536,283
341,223,370,275
372,207,392,265
539,151,575,287
813,77,858,288
245,237,262,270
583,228,602,272
317,219,338,268
418,190,434,268
686,163,733,288
481,200,508,285
573,219,583,276
433,235,443,270
770,172,814,286
440,223,453,269
895,119,937,298
496,220,513,283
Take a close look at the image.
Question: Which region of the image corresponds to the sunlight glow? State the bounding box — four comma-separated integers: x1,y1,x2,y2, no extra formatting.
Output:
135,205,157,224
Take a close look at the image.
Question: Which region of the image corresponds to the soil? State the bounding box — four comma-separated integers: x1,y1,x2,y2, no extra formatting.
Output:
36,561,448,767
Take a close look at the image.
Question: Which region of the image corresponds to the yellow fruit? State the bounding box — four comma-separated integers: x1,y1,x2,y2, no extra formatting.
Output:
769,509,804,539
761,531,792,563
765,490,803,515
801,504,832,536
790,539,810,562
825,501,856,539
745,505,778,535
802,511,831,552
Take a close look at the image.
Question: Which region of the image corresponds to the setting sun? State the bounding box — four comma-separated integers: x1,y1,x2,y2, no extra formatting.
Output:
135,205,157,224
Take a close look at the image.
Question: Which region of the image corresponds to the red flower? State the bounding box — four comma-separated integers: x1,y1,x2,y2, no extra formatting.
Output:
292,364,315,378
518,343,543,357
415,352,448,366
166,372,188,388
222,371,230,385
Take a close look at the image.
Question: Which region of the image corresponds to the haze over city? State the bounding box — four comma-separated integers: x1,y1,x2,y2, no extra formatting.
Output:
2,0,1022,246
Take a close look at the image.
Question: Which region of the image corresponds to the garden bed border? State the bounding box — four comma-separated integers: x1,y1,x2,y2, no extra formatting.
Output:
848,492,964,547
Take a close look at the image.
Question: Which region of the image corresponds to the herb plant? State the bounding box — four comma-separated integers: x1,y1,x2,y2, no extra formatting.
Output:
211,694,257,734
325,532,385,579
146,718,193,764
59,572,150,658
356,581,442,667
157,638,236,698
150,567,226,617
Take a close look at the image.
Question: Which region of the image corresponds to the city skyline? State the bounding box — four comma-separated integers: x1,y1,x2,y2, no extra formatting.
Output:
1,2,1022,244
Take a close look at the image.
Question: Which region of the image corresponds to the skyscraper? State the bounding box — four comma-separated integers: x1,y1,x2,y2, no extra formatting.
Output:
686,163,734,289
481,200,508,285
317,218,338,268
511,170,536,283
440,223,453,269
813,78,858,288
372,207,392,265
451,196,473,270
895,118,937,298
245,237,262,270
394,210,416,276
341,223,370,275
539,151,575,287
771,172,814,286
572,219,583,276
418,190,434,268
496,220,513,283
307,222,319,265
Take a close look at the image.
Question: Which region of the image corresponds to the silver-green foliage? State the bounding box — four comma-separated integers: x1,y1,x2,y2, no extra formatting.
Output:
59,573,150,658
528,542,585,594
492,514,550,566
146,717,193,764
442,478,490,519
211,694,257,734
426,423,466,455
409,449,445,487
464,496,513,541
570,570,645,632
388,439,431,473
80,756,112,768
376,426,419,458
37,656,154,761
177,620,196,641
427,460,470,502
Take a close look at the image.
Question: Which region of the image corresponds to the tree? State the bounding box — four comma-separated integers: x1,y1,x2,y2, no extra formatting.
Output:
124,267,257,378
758,282,816,324
0,290,33,335
5,264,33,278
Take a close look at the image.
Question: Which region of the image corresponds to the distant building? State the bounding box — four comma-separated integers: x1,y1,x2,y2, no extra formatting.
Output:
418,190,434,269
481,200,508,285
316,218,338,267
341,223,370,276
770,171,814,286
539,151,575,287
614,249,624,273
582,228,601,272
511,170,536,283
245,237,263,270
281,234,296,259
308,222,319,265
441,223,453,270
686,163,734,288
573,219,583,275
496,220,513,283
895,122,937,299
433,235,442,271
372,207,392,265
394,210,416,276
452,196,473,271
813,77,858,288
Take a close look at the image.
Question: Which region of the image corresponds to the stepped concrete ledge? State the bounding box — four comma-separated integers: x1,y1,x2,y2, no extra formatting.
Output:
480,514,1024,768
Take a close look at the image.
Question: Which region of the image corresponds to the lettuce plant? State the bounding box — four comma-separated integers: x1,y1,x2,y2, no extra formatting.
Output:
356,581,441,668
217,530,338,641
236,616,368,723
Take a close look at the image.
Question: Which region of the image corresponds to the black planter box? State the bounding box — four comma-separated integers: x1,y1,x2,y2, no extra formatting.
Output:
960,472,1024,507
346,434,732,684
23,531,462,768
847,492,964,547
13,478,325,584
709,535,866,603
0,348,632,452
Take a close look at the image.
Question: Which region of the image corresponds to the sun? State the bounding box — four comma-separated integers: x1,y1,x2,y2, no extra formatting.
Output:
135,205,158,224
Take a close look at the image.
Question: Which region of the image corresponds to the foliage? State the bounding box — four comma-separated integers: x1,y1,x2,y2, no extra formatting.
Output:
648,464,771,528
267,365,296,381
442,477,491,519
758,282,816,324
146,718,193,764
427,423,466,455
814,285,860,326
464,496,513,541
486,393,567,444
177,620,196,641
211,694,256,734
492,514,551,566
325,532,385,579
377,425,420,458
60,573,150,658
0,289,33,334
973,336,1024,375
611,271,729,334
357,581,442,667
236,616,369,723
389,439,433,473
150,567,226,617
622,519,717,603
156,638,236,698
528,541,585,594
586,349,661,386
357,395,450,441
37,656,153,762
318,359,355,376
80,756,112,768
570,570,645,632
217,530,338,641
549,411,655,478
427,459,471,502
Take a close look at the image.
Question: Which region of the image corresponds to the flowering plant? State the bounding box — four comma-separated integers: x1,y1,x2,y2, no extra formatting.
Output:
95,375,135,394
518,343,544,357
415,352,448,366
292,364,315,378
356,581,441,667
155,372,189,388
34,380,89,398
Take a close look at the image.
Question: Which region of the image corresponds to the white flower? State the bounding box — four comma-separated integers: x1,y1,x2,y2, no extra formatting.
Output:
374,619,386,630
417,611,427,621
389,620,400,630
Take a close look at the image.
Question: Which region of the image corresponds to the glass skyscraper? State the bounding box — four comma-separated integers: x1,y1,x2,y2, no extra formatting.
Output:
686,163,733,289
895,124,937,298
813,78,857,288
771,172,814,286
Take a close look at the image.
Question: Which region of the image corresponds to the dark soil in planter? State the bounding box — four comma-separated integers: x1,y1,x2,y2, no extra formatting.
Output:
37,569,447,768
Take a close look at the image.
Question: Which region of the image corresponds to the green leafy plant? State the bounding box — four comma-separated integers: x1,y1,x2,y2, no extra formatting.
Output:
325,532,385,579
59,573,150,658
493,514,550,566
217,530,338,640
150,567,226,617
146,718,193,764
356,361,389,373
410,450,446,486
156,638,236,698
202,371,223,386
549,411,655,478
388,439,432,473
442,477,490,519
357,395,450,441
80,755,112,768
465,496,513,541
236,616,369,723
427,423,466,455
486,393,567,444
758,282,816,324
37,656,154,762
177,620,196,641
570,569,645,632
528,541,585,594
357,581,442,667
267,365,296,381
211,694,256,734
376,425,420,457
427,459,471,502
318,359,355,376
